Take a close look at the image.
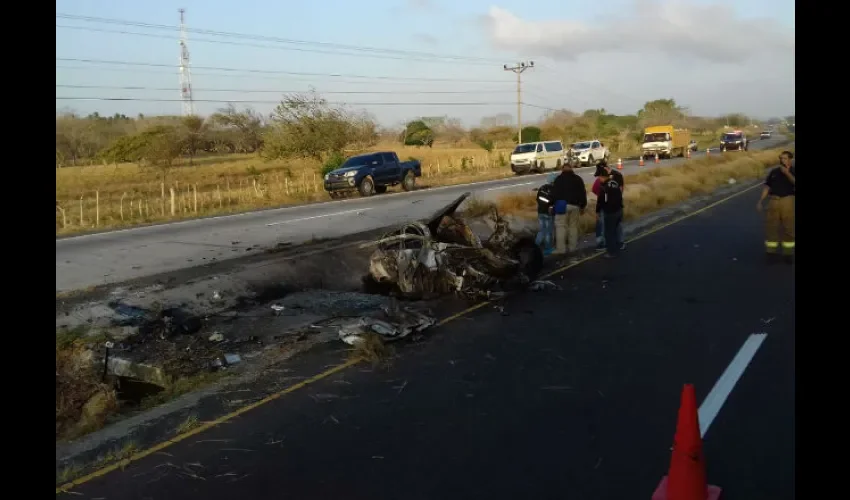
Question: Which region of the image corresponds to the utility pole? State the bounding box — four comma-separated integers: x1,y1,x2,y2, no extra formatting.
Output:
178,8,194,116
503,61,534,143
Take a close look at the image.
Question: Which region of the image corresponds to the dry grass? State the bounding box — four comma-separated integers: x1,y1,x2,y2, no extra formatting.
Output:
54,130,727,236
348,332,395,368
174,414,201,435
56,341,118,441
470,148,788,234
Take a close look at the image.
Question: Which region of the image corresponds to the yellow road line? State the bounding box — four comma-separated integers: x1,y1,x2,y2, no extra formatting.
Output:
56,181,761,495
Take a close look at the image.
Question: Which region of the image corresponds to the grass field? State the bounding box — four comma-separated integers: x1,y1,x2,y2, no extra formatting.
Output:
464,148,788,233
54,132,724,236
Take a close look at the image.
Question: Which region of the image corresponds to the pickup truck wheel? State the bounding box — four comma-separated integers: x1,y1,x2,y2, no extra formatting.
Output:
329,192,340,199
375,185,388,194
556,159,562,169
538,161,545,172
587,155,595,167
401,171,416,191
359,176,375,197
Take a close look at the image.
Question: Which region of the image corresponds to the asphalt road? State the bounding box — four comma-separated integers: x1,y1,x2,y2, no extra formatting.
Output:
62,185,795,499
55,135,788,293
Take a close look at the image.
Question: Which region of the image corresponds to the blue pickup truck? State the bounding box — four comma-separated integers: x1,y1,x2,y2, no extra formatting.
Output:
323,151,422,198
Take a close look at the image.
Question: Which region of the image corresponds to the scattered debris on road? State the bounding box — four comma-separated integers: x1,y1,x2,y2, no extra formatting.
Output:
309,303,437,346
362,192,544,300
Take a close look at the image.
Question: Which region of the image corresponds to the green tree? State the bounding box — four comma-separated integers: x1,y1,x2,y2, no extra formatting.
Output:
518,126,542,143
401,120,435,147
262,90,377,162
637,99,686,128
210,104,265,153
181,115,208,166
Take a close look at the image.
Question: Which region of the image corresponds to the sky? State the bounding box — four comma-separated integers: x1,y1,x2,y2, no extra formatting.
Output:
55,0,795,127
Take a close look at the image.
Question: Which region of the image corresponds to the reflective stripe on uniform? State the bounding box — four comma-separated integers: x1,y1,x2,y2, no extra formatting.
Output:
781,241,795,249
765,241,779,248
538,196,549,203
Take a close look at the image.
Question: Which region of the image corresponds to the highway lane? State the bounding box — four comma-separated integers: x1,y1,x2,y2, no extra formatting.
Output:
56,136,788,292
61,184,794,500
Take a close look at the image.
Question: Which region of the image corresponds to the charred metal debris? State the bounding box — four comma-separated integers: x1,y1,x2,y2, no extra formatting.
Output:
362,192,545,301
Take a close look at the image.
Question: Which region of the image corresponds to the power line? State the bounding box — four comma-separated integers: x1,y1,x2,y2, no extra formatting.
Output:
55,13,504,65
56,84,514,95
55,96,510,106
55,57,509,84
55,64,510,87
55,24,493,66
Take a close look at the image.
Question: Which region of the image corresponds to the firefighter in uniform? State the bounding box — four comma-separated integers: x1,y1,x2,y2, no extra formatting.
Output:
756,150,795,264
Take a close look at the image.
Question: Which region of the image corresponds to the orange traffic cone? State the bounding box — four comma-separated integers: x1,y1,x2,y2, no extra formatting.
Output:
654,152,660,164
686,148,691,159
617,158,623,170
639,155,645,167
651,384,722,500
706,148,711,157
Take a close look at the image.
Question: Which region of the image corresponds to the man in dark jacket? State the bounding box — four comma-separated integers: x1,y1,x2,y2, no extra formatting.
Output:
595,168,624,258
756,150,795,264
535,173,558,255
549,163,587,256
593,162,626,251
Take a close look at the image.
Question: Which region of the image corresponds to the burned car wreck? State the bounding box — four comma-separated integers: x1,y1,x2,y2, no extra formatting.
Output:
362,192,544,300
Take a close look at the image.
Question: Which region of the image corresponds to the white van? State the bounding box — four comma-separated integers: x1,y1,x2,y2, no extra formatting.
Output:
510,141,565,174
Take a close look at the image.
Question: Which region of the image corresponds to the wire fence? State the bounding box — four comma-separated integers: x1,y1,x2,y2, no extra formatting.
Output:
55,154,512,232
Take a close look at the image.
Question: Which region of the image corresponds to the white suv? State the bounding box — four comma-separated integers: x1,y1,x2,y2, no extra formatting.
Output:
510,141,565,174
569,140,609,167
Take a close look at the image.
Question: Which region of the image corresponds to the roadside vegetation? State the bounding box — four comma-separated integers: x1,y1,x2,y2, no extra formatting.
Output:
467,148,791,231
56,91,792,235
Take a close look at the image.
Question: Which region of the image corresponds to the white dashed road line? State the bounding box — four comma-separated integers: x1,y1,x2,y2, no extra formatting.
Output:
265,208,374,226
697,332,768,438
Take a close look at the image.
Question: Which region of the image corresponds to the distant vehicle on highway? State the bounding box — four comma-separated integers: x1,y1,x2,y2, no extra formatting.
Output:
719,130,748,152
568,139,609,167
323,151,421,198
760,130,772,139
641,125,691,159
510,141,565,174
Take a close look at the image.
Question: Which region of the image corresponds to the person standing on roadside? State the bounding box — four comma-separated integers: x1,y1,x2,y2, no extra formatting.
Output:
756,150,795,264
593,161,626,251
535,173,558,256
550,163,587,259
595,167,624,258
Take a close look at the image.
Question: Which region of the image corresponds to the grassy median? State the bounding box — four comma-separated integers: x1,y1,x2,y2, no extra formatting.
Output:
463,148,791,233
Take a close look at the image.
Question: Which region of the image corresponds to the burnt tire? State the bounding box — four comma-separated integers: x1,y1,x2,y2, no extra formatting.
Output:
359,176,375,197
375,185,388,194
401,171,416,191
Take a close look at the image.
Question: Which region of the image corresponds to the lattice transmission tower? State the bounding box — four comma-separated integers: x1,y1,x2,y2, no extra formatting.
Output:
178,8,194,116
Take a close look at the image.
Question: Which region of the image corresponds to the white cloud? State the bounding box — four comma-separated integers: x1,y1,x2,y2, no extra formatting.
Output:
482,1,795,117
485,1,793,63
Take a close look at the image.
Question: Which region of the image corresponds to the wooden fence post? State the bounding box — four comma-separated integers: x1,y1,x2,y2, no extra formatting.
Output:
193,184,198,213
120,192,127,221
79,195,84,226
170,187,176,216
95,190,99,227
